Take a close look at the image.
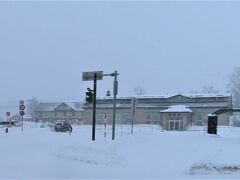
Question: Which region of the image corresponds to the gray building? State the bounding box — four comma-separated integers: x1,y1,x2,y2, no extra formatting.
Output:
82,93,232,130
35,102,84,124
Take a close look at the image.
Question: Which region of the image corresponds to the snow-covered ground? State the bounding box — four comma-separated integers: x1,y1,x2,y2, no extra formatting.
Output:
1,123,240,179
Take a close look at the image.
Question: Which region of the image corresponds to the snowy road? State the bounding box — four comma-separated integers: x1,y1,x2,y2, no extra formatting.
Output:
1,123,240,179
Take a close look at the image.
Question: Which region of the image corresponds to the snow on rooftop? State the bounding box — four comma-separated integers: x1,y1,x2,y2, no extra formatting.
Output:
97,93,231,100
65,102,84,111
160,105,192,113
37,102,84,112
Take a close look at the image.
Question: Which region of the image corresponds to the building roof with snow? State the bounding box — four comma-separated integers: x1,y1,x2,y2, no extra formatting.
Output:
97,93,231,100
83,93,232,110
36,102,84,112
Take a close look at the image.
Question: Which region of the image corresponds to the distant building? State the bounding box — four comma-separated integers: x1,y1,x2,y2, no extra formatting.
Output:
82,93,233,130
33,93,232,130
34,102,84,124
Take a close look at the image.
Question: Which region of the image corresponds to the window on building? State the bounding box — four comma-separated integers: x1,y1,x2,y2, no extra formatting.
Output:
63,111,66,116
196,121,203,126
197,114,202,120
153,113,160,120
97,113,104,124
147,114,151,120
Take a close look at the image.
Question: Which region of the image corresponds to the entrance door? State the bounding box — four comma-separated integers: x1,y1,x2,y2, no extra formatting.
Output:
175,121,180,131
169,120,183,131
170,121,175,130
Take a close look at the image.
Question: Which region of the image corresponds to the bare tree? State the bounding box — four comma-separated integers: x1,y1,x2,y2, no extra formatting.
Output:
228,67,240,107
190,86,219,94
201,86,219,94
134,86,146,95
27,97,39,121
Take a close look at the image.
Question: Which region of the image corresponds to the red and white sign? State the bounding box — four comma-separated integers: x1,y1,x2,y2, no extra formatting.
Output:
6,112,10,116
19,104,25,111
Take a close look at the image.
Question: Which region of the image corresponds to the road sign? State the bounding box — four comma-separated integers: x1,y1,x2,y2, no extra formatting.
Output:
82,71,103,81
6,112,10,116
20,111,25,116
19,104,25,111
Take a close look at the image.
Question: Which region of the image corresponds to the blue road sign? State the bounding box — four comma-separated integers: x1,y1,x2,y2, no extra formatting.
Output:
20,111,25,116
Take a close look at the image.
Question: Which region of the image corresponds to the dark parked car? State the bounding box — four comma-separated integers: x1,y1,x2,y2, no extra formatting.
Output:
54,121,72,132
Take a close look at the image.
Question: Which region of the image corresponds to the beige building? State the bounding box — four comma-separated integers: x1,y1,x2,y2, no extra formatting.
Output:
82,93,233,130
35,102,83,124
34,93,232,130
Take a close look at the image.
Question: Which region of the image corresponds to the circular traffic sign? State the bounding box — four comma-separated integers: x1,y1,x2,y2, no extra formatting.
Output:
6,112,10,116
20,111,25,116
19,104,25,111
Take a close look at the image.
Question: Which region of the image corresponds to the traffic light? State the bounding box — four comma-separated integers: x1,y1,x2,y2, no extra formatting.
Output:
86,88,93,103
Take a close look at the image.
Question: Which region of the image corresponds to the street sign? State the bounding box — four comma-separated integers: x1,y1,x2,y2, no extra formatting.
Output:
82,71,103,81
19,104,25,111
6,112,10,116
19,100,24,105
20,111,25,116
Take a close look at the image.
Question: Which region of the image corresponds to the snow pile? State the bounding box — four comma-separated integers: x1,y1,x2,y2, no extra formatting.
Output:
189,163,240,175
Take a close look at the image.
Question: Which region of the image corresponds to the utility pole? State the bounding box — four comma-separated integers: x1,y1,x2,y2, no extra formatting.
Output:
131,97,136,134
112,70,118,140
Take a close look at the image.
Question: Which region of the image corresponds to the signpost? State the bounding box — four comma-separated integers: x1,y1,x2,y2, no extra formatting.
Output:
82,71,103,81
19,100,25,132
82,70,119,141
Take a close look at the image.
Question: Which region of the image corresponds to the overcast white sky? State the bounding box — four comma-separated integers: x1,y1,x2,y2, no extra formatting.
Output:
0,1,240,117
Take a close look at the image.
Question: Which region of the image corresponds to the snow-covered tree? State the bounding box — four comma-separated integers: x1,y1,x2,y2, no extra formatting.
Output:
27,97,39,121
228,67,240,107
134,86,146,95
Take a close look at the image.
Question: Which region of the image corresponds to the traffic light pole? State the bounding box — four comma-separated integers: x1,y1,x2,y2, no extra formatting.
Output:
92,73,97,141
112,71,118,140
82,70,119,141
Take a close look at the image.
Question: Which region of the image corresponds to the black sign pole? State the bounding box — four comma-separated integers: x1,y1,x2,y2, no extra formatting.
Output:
21,115,23,132
92,73,97,141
